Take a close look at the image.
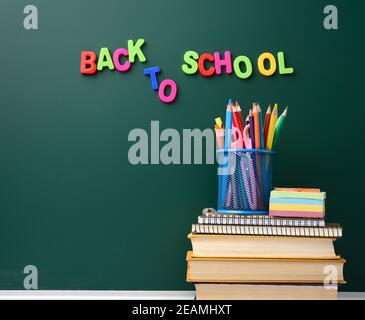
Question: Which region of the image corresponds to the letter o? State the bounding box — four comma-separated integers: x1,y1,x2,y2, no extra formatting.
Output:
158,79,177,104
233,56,253,79
257,52,277,76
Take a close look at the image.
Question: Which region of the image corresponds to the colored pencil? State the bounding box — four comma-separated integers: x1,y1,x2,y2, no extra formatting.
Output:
272,107,288,149
257,103,266,209
214,117,225,149
265,104,278,150
252,103,261,149
215,117,223,129
232,103,245,148
215,127,224,149
263,105,272,147
234,102,250,208
222,99,233,209
236,101,245,125
257,104,265,150
249,109,255,149
224,100,233,150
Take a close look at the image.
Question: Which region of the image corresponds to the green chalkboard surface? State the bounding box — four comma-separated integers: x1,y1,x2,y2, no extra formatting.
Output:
0,0,364,290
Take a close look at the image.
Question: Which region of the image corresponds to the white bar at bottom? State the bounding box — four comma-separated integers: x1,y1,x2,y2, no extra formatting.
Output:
0,291,363,300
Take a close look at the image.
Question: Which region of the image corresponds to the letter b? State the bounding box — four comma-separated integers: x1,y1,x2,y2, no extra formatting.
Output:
80,51,97,74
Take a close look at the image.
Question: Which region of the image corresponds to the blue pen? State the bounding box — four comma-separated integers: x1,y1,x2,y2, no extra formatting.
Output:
221,99,233,207
224,99,233,149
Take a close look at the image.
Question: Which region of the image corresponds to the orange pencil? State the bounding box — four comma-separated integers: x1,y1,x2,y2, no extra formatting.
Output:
252,103,260,149
215,126,224,149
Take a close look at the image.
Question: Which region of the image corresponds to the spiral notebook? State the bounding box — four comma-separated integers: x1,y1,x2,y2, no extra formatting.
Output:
199,213,325,227
192,223,342,238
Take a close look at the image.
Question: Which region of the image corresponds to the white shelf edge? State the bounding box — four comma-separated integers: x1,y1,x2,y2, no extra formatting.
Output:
0,291,364,300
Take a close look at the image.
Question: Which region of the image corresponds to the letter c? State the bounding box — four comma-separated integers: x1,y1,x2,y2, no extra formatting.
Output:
198,53,215,77
113,48,131,72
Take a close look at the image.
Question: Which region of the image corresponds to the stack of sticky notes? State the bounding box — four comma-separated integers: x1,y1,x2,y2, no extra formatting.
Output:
269,188,326,218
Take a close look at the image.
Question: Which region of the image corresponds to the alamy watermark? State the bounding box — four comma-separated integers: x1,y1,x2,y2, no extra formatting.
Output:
128,121,237,176
23,5,38,30
323,265,338,290
128,121,216,165
23,265,38,289
323,5,338,30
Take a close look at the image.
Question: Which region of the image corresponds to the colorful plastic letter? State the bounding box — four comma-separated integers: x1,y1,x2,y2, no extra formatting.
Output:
277,52,294,75
144,66,161,91
97,48,115,71
198,53,215,77
214,51,232,75
113,48,131,72
233,55,253,79
128,38,147,63
158,79,178,103
80,51,97,75
182,51,199,75
257,52,277,76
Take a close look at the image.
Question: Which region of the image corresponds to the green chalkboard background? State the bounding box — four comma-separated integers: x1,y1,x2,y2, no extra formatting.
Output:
0,0,364,290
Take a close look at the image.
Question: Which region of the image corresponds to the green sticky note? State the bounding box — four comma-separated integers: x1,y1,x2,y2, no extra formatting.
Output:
271,190,326,200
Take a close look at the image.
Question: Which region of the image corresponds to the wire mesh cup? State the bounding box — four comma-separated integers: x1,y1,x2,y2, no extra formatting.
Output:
217,149,274,214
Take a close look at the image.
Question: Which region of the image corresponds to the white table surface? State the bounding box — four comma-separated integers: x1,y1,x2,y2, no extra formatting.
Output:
0,291,363,300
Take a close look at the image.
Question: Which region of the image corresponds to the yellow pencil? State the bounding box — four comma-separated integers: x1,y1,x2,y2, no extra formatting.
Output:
265,103,278,150
215,117,223,129
214,117,224,149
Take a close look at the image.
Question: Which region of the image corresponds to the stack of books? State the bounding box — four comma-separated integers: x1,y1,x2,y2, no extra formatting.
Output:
269,188,325,218
186,200,345,300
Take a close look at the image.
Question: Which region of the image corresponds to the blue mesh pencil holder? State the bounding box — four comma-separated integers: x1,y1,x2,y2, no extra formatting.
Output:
217,149,275,215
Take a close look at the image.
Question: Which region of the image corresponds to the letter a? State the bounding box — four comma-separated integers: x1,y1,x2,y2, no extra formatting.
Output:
23,265,38,289
323,5,338,30
23,5,38,30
